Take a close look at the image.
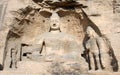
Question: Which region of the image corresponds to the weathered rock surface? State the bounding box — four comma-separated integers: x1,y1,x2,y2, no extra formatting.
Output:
0,0,120,75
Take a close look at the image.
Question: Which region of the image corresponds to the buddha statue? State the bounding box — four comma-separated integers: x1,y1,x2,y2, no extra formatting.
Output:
19,12,88,74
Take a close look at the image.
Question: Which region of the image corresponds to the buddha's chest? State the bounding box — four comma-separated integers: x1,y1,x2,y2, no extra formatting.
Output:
43,34,69,49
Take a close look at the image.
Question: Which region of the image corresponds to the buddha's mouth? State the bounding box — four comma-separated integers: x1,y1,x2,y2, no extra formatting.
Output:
53,24,57,27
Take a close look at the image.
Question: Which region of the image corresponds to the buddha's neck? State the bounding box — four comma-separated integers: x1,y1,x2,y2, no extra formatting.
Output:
50,30,61,33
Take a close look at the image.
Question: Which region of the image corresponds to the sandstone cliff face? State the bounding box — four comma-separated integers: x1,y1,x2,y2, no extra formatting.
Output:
0,0,120,75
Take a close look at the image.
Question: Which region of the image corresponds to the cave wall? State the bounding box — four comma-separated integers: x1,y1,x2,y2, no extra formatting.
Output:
0,0,120,73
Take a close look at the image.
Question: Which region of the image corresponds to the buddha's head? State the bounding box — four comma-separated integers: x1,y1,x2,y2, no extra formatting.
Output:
50,12,61,31
86,26,97,37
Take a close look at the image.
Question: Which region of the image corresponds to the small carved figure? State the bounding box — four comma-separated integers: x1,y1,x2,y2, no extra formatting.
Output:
10,48,18,68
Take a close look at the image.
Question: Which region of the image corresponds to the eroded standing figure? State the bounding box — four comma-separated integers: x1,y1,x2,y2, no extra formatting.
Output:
10,48,18,69
85,26,105,70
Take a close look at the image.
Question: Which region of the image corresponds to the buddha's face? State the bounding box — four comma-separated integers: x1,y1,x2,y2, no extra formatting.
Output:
86,28,94,37
50,18,60,30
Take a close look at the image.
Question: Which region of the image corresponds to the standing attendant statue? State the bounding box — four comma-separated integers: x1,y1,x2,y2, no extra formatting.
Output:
85,26,105,70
